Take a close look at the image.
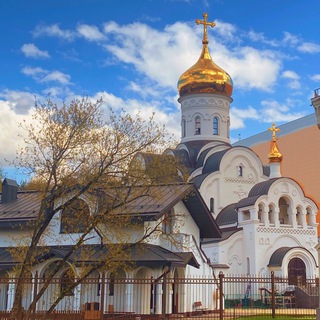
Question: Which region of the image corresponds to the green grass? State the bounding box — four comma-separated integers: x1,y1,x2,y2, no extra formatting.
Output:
237,316,315,320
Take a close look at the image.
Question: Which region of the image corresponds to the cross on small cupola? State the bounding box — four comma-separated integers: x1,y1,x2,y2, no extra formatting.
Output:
196,13,216,45
267,123,283,178
268,123,280,142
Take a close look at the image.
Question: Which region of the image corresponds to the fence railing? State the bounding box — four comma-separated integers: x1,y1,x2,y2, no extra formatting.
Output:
0,272,318,319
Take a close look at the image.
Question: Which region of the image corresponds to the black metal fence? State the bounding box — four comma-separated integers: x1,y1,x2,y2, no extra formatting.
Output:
0,272,318,319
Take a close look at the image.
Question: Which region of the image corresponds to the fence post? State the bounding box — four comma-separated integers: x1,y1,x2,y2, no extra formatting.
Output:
271,271,275,318
30,270,38,316
100,273,105,320
162,274,167,320
219,272,224,320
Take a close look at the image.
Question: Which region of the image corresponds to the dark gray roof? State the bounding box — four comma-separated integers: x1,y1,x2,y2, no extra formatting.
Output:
236,178,280,209
192,173,211,188
202,149,229,174
176,140,231,168
0,191,40,227
202,228,241,244
114,184,221,238
233,113,316,147
247,178,279,197
216,203,238,226
194,143,229,169
168,149,192,169
236,195,261,209
0,244,200,270
268,246,317,267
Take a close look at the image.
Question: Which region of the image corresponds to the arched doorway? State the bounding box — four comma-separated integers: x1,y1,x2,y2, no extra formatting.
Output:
288,258,306,285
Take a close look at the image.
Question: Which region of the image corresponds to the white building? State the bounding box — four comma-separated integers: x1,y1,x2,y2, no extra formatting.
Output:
165,12,319,282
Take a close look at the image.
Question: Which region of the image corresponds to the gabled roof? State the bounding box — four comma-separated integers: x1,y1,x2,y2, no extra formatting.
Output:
0,244,200,270
0,183,221,239
115,184,221,239
0,191,40,227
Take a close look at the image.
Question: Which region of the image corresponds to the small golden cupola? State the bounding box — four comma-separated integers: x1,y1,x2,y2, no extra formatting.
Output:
268,123,283,163
268,123,283,179
177,13,233,98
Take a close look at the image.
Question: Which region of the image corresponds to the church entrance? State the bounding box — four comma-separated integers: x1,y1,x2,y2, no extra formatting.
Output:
288,258,306,285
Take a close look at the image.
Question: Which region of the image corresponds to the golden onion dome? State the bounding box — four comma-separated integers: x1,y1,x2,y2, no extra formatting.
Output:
177,13,233,98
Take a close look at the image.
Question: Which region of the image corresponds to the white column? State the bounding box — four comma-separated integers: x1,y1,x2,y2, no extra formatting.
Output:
73,282,81,311
274,209,280,227
155,282,162,315
6,276,15,311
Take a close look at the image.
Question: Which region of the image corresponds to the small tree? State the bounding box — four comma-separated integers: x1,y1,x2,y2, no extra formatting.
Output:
10,98,183,319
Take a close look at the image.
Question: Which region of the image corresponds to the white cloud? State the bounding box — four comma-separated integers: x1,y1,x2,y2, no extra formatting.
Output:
230,106,259,129
225,47,281,91
260,99,305,122
282,70,301,89
230,98,306,130
298,42,320,54
102,21,282,93
87,91,181,139
77,24,105,41
21,43,50,58
41,71,71,84
33,24,75,41
21,66,71,85
0,90,36,115
127,81,159,98
103,21,200,89
0,99,35,163
214,20,238,42
311,74,320,82
283,32,300,46
282,70,299,80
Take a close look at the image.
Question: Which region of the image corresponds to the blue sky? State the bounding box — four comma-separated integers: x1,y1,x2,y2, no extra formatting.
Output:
1,0,320,181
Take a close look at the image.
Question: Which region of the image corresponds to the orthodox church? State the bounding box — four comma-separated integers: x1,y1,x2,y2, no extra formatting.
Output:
164,13,319,281
0,12,318,317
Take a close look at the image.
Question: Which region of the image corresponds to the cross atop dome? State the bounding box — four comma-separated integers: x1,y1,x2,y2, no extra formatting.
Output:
268,123,280,142
196,13,216,45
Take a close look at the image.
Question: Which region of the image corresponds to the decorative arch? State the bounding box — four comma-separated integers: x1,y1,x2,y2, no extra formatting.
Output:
269,247,317,279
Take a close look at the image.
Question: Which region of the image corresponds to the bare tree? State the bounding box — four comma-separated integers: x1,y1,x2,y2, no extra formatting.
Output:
9,97,183,320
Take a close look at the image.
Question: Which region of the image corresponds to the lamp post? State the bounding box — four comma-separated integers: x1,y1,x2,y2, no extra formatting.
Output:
313,88,320,320
311,88,320,129
316,243,320,320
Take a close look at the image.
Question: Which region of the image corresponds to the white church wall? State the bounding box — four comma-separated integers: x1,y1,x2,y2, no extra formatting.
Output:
179,94,231,144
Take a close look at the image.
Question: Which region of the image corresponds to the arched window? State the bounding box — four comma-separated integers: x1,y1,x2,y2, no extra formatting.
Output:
209,198,214,213
227,118,230,138
195,117,201,135
60,198,90,233
237,165,243,177
213,117,219,135
182,119,186,138
279,197,289,224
